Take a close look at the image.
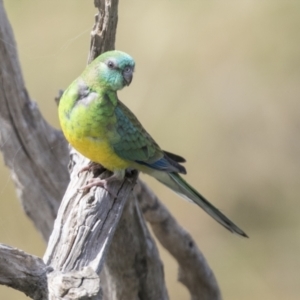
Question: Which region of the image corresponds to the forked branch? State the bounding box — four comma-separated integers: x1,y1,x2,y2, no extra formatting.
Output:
0,0,221,299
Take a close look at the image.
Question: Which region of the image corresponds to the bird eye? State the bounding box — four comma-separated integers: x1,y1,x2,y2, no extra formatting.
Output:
107,61,115,69
124,66,131,73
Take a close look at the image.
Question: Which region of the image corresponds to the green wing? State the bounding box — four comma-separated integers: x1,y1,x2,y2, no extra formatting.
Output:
113,100,163,163
112,100,186,174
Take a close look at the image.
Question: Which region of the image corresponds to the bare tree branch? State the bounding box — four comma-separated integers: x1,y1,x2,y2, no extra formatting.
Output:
59,1,168,298
88,0,119,64
0,0,222,299
136,180,222,300
0,242,103,300
43,141,168,299
47,267,101,300
43,150,138,274
100,194,169,300
0,244,50,300
0,0,69,241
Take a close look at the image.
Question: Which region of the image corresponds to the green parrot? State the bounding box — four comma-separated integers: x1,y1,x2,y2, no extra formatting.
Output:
58,50,247,237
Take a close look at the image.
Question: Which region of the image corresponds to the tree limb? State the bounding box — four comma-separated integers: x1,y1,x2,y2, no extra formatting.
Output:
47,267,101,300
43,150,138,274
0,243,102,300
0,244,50,300
100,193,169,300
0,0,69,241
43,138,168,299
88,0,119,64
0,0,222,299
54,1,168,298
136,180,222,300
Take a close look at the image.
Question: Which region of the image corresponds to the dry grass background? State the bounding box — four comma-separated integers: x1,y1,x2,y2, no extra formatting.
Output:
1,1,300,299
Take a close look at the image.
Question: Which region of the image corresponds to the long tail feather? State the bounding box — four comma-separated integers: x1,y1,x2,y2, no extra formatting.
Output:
151,171,248,237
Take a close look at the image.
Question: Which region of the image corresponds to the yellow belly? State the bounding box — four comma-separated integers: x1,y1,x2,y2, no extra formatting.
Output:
67,133,130,171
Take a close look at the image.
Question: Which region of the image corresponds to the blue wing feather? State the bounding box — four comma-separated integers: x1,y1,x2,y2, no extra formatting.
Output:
136,155,186,174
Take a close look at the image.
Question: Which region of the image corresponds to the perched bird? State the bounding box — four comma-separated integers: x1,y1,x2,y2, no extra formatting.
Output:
58,50,247,237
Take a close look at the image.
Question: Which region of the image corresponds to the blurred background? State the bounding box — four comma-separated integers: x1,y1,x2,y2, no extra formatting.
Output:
1,0,300,299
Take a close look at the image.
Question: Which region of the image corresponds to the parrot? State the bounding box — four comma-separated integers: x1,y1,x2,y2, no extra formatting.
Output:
58,50,248,237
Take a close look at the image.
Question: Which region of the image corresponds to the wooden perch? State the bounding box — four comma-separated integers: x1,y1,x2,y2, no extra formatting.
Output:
42,150,168,299
0,0,222,299
44,1,168,297
43,151,137,273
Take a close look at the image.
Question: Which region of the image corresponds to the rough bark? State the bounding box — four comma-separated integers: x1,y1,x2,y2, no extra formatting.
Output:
0,244,50,300
100,194,169,300
43,150,168,299
0,0,222,299
88,0,119,64
47,267,102,300
136,181,222,300
0,0,69,241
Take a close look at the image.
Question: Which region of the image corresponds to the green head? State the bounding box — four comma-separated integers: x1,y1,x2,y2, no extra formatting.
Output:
86,50,135,91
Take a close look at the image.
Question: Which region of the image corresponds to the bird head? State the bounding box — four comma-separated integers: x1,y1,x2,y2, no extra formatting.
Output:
91,50,135,91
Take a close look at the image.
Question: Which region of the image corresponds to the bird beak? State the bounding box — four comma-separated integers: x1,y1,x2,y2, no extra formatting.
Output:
123,68,133,86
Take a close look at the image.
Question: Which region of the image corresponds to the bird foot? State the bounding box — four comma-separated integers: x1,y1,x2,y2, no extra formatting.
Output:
78,177,118,198
78,170,124,197
77,162,105,177
125,168,138,184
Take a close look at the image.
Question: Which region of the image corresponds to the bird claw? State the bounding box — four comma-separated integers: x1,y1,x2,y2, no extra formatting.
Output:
78,178,118,198
77,162,105,177
78,167,126,198
125,169,138,184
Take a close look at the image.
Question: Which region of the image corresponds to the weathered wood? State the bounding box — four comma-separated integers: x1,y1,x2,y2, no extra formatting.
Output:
83,1,169,298
44,151,168,299
0,243,102,300
47,267,101,300
0,0,69,241
88,0,119,64
100,194,169,300
0,244,50,300
136,180,222,300
0,0,222,299
43,150,138,274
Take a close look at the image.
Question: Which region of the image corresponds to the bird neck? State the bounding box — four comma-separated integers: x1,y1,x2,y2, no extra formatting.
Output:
99,89,118,107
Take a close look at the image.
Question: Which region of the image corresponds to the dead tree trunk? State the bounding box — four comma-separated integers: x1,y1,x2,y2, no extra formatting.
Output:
0,0,222,299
